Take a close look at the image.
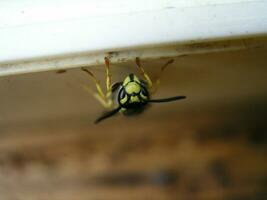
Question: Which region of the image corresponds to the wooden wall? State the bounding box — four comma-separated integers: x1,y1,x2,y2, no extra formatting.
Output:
0,48,267,200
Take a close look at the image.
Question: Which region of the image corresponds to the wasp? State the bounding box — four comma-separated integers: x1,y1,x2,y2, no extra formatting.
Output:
81,57,186,123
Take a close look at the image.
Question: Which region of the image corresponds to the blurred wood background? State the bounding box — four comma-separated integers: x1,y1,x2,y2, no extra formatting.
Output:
0,48,267,200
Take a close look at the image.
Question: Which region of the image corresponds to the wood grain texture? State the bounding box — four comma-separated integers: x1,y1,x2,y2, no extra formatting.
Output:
0,48,267,200
0,107,267,200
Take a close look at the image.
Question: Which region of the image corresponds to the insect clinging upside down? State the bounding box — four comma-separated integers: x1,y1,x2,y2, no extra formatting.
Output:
81,57,186,124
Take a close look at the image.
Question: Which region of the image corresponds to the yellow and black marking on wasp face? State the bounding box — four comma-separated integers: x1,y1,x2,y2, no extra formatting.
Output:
117,73,149,110
81,57,186,124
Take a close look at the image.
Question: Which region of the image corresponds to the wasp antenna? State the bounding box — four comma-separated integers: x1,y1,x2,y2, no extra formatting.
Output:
94,107,121,124
148,96,186,103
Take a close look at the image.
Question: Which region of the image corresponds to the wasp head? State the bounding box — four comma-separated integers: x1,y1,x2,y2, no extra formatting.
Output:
117,74,149,108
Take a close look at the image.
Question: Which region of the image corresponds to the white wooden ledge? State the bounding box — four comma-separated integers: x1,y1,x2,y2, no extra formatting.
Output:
0,0,267,76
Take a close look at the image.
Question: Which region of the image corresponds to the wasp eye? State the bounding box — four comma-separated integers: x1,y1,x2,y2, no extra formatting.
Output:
141,87,148,96
140,87,149,100
118,88,129,106
119,89,126,99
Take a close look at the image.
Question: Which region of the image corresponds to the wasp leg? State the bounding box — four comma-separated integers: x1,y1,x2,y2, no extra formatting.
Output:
104,57,114,108
81,67,112,109
104,57,112,96
135,57,153,89
151,59,174,94
81,84,109,108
